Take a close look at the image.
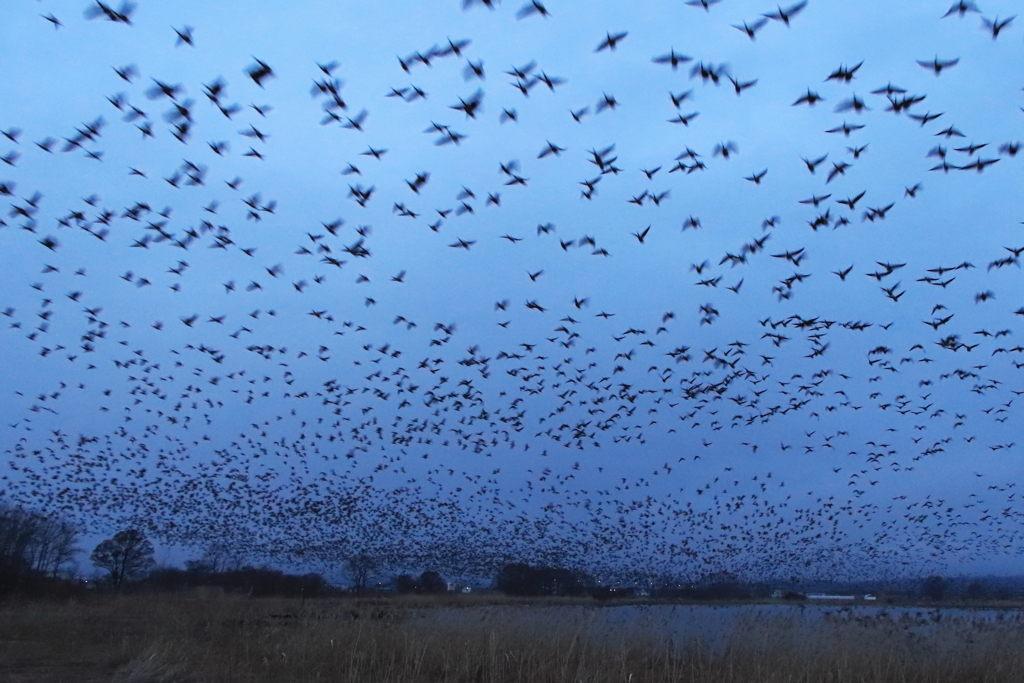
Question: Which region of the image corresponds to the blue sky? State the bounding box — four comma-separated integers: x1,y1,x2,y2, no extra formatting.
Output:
1,0,1023,581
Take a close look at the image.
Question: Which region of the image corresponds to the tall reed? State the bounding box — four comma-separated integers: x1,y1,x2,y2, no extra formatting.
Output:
2,595,1022,682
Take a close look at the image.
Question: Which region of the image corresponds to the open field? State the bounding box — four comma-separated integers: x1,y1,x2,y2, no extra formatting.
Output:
3,594,1024,682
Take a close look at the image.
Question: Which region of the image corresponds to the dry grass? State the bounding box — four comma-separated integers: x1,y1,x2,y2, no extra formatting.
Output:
1,594,1023,682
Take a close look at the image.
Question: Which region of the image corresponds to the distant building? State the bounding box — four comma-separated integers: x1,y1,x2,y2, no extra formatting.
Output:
807,594,856,600
772,590,876,601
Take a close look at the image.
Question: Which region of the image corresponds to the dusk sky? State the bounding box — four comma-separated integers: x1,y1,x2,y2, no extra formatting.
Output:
1,0,1023,582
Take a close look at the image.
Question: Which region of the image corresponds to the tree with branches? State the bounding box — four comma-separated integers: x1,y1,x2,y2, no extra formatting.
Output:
0,504,81,583
29,517,80,578
345,553,379,591
90,529,155,590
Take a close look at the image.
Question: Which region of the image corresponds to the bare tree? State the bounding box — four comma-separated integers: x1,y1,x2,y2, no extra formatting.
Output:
185,541,245,575
91,529,155,590
345,553,379,591
0,504,80,579
29,518,81,578
0,504,37,575
203,540,245,573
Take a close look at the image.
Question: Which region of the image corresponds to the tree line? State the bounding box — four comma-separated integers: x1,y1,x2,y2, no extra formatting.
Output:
0,503,80,594
1,503,1022,601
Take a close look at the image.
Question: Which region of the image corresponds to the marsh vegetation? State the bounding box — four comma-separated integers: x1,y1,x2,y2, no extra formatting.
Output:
3,594,1024,682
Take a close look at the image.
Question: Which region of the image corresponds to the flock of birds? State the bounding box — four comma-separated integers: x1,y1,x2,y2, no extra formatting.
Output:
1,0,1023,582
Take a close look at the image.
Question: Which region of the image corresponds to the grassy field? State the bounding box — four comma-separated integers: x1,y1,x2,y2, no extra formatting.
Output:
2,594,1023,682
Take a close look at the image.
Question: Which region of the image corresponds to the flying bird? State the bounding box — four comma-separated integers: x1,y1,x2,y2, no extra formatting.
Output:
652,49,693,70
517,1,551,19
826,62,863,82
84,1,136,25
793,89,825,106
942,1,980,18
595,31,628,52
763,1,808,26
733,18,768,40
685,0,722,11
247,58,275,87
917,56,960,75
981,15,1015,38
174,26,194,46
